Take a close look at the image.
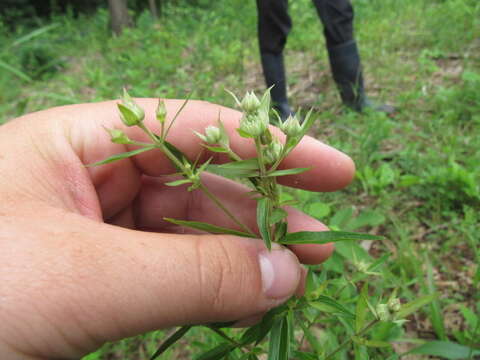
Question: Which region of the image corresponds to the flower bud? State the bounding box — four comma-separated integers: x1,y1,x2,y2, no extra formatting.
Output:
264,140,283,164
241,91,261,113
280,114,302,137
376,304,391,322
239,115,265,137
204,125,222,144
156,99,167,124
118,89,144,126
388,298,401,312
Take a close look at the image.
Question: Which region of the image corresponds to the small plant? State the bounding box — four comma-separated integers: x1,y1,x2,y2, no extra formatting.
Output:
91,89,435,360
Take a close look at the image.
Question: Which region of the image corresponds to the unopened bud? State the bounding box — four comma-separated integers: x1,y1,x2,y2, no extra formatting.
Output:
280,114,301,137
376,304,391,322
118,89,144,126
264,140,283,164
388,298,401,312
356,261,370,273
204,125,222,144
156,99,167,124
241,91,261,113
240,115,265,137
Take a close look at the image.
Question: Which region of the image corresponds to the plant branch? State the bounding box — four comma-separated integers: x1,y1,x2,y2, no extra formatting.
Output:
199,183,256,236
324,320,379,360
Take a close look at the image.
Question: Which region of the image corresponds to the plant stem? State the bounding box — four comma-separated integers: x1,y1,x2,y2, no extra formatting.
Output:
139,122,255,237
255,138,266,176
200,184,256,236
226,147,242,162
208,327,242,347
324,320,379,360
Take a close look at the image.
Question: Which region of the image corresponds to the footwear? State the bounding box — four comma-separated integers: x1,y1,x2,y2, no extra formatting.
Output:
327,40,395,114
260,52,294,121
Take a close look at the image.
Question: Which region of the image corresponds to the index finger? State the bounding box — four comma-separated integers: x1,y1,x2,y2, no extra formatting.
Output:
74,98,355,192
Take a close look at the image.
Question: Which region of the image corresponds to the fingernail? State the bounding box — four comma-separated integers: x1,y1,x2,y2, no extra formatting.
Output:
259,247,301,300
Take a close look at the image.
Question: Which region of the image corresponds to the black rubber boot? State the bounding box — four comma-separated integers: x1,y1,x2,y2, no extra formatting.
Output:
328,41,395,114
260,52,294,121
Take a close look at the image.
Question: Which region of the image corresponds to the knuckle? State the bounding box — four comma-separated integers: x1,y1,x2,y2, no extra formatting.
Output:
194,236,255,316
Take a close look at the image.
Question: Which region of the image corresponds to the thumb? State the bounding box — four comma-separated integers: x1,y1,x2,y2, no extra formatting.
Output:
6,211,302,358
95,225,302,332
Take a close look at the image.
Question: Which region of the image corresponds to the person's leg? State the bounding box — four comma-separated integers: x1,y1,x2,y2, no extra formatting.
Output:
312,0,394,113
256,0,294,121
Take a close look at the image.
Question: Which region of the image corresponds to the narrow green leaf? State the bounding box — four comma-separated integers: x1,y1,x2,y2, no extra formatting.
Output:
149,326,192,360
164,95,191,138
367,253,391,272
204,145,229,153
195,343,235,360
268,314,291,360
164,218,254,238
206,164,259,178
257,198,272,250
356,283,369,332
219,158,260,170
165,179,192,187
240,308,277,345
279,231,383,245
292,351,317,360
274,221,287,242
405,341,480,359
266,167,311,177
396,293,438,319
11,23,59,46
270,208,288,225
206,321,236,328
352,337,391,348
363,339,391,348
164,140,191,168
0,59,32,82
87,145,155,167
237,128,255,138
426,256,447,340
310,295,355,319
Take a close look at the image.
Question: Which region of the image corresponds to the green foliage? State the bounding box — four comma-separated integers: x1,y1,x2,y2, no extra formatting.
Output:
0,0,479,358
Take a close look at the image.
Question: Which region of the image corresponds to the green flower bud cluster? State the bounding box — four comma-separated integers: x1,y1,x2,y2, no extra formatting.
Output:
264,140,283,164
376,303,390,322
280,114,302,138
237,91,271,138
118,89,145,127
388,298,401,312
204,125,222,144
240,91,261,114
376,297,402,322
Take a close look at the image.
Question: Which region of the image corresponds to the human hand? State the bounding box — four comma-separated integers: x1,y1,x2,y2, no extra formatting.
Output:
0,99,354,359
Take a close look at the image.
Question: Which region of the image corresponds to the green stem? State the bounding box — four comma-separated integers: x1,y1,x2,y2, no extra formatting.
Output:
255,138,266,176
200,184,256,237
324,320,379,360
226,147,242,162
208,327,242,348
139,122,255,238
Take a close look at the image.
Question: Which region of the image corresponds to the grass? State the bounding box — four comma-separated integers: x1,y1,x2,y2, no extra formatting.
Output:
1,0,479,358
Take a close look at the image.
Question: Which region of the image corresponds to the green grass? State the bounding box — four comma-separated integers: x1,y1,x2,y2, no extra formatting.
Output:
1,0,479,358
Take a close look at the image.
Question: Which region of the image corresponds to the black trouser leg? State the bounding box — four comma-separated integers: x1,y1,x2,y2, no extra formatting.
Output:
312,0,365,109
311,0,354,47
312,0,394,113
256,0,293,120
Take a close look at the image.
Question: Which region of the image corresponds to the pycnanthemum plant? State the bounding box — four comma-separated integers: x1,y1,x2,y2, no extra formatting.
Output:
90,89,436,360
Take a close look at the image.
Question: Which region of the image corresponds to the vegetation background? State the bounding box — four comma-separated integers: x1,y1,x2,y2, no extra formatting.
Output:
0,0,479,359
